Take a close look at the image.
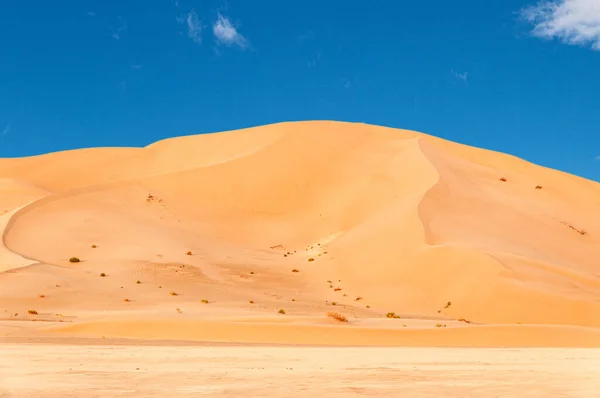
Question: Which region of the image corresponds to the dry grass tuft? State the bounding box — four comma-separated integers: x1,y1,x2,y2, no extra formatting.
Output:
28,309,38,315
186,251,192,255
292,268,299,273
39,294,45,299
278,309,286,314
69,257,80,263
91,244,97,248
308,257,315,262
386,312,401,319
100,273,106,277
326,311,348,323
169,291,178,296
201,299,209,304
124,298,130,302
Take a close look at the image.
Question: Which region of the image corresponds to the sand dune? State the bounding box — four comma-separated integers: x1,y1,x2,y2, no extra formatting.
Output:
1,121,599,347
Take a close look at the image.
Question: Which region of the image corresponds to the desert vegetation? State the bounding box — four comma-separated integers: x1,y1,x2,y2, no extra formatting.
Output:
326,312,348,323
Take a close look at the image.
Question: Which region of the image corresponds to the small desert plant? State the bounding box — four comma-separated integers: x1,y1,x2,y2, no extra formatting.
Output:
124,298,130,302
334,288,342,292
327,312,348,323
69,257,80,263
386,312,401,319
169,291,178,296
366,305,370,308
355,297,362,301
327,280,332,283
308,257,315,262
250,271,255,275
39,294,45,299
278,309,286,314
331,302,337,306
457,318,471,324
28,309,38,315
91,244,97,248
444,301,452,309
291,298,295,302
249,300,254,304
176,308,182,313
201,299,209,304
136,280,141,284
100,273,106,277
186,251,192,255
499,177,507,182
292,268,299,273
535,185,542,190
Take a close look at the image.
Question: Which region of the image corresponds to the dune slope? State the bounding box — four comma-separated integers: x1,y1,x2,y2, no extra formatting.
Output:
1,121,599,347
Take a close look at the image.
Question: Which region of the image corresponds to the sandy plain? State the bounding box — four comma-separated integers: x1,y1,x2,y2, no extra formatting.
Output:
2,344,600,397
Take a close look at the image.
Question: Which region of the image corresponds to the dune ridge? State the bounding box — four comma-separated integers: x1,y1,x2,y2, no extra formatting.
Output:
1,121,599,347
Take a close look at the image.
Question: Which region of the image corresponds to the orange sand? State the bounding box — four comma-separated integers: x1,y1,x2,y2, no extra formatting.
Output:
1,121,599,347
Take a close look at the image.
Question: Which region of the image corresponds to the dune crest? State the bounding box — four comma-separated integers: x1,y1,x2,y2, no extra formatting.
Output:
1,121,599,347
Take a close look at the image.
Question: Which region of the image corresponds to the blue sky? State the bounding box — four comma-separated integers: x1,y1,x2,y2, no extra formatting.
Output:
1,0,599,181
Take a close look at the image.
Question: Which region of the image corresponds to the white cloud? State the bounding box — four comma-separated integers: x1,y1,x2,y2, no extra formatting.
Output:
521,0,600,50
451,69,468,83
111,16,127,40
131,64,143,70
87,12,96,17
212,13,248,48
185,9,202,44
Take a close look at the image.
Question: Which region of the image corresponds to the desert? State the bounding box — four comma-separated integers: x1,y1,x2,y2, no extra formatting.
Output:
1,121,600,396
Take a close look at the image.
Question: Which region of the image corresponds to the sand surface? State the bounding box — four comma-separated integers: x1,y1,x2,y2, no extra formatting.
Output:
1,121,600,347
2,344,600,397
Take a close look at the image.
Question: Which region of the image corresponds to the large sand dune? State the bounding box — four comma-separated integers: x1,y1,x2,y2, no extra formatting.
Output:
1,121,599,346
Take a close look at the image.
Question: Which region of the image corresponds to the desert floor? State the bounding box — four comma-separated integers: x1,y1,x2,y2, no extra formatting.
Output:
1,343,599,397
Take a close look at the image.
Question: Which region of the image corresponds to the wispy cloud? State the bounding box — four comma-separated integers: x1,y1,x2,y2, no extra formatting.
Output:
87,11,96,17
521,0,600,50
110,16,127,40
212,13,248,48
451,69,468,83
131,64,143,70
595,155,600,161
183,9,202,44
1,123,10,137
341,78,351,89
308,51,322,68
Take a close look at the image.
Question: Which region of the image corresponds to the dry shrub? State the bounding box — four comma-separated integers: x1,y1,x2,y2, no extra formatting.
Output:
28,309,38,315
69,257,80,263
326,311,348,323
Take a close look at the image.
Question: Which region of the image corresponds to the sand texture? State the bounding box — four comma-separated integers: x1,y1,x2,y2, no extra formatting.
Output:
2,344,600,397
1,121,600,347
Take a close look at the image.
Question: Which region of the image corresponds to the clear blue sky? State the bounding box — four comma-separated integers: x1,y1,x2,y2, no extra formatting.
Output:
1,0,599,181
